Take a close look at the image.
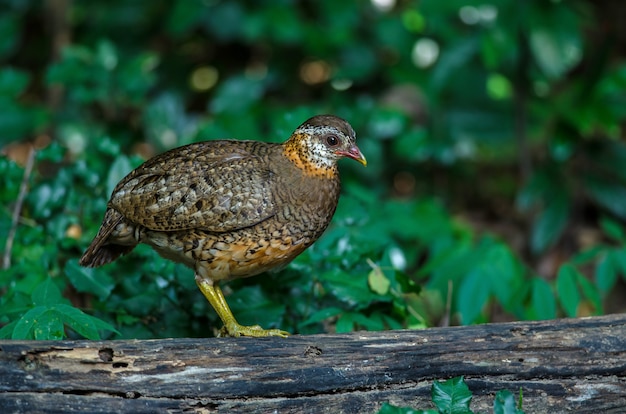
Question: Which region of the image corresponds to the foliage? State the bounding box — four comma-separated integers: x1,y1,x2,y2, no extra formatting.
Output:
1,0,626,339
377,376,524,414
0,277,117,340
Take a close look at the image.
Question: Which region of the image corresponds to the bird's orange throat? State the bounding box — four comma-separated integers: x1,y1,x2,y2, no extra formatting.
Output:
283,133,338,179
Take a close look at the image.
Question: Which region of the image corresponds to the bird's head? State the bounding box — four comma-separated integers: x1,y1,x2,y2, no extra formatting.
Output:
284,115,366,178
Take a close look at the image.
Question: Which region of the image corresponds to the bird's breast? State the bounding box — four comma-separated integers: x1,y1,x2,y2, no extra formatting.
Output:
174,225,311,282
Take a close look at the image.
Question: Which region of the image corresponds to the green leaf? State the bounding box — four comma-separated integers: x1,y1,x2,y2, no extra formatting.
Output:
486,73,513,100
431,376,473,414
335,312,355,333
556,264,581,317
55,304,118,340
529,6,582,80
529,277,556,320
0,67,30,97
570,246,604,266
228,286,286,329
33,309,64,340
31,278,63,307
530,197,569,255
205,2,244,41
530,28,581,80
166,0,205,36
0,320,18,339
380,313,405,331
595,251,617,294
368,109,408,140
0,14,19,59
431,37,479,93
424,241,477,294
599,217,625,241
368,266,391,295
300,307,343,327
577,275,603,315
494,389,525,414
322,269,379,309
611,248,626,281
95,39,118,70
377,402,435,414
65,259,114,301
143,93,197,150
350,312,385,331
457,267,490,325
11,306,48,339
10,302,117,340
34,179,71,220
585,177,626,220
518,168,570,254
484,242,519,305
106,154,132,197
210,75,265,114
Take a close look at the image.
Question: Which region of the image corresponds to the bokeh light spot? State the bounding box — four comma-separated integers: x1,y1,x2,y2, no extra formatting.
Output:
487,73,512,100
402,10,425,33
371,0,395,13
190,66,219,92
300,60,331,85
459,6,480,25
331,78,353,91
412,38,439,68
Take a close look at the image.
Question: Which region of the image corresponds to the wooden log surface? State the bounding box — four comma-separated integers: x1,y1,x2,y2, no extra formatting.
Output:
1,314,626,413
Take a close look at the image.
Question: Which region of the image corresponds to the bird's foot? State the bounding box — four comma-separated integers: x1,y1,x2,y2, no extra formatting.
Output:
194,278,290,338
218,323,290,338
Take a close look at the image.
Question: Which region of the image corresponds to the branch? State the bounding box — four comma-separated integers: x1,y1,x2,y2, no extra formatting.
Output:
3,144,36,270
1,314,625,413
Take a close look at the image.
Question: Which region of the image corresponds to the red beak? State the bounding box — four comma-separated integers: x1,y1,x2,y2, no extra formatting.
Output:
337,145,367,166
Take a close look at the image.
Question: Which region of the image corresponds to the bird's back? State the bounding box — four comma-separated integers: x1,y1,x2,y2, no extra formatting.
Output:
109,140,282,233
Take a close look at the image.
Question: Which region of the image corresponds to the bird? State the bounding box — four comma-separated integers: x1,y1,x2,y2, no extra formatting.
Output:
79,114,366,337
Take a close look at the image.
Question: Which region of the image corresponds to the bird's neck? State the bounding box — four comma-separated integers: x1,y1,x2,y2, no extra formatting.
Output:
283,134,338,179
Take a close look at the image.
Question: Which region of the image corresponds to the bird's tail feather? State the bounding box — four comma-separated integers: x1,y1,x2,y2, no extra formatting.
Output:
79,209,137,267
80,243,135,268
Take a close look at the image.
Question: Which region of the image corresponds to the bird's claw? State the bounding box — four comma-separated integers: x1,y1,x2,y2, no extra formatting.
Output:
218,323,290,338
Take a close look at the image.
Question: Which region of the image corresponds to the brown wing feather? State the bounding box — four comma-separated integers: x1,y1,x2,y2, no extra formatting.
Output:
108,140,278,232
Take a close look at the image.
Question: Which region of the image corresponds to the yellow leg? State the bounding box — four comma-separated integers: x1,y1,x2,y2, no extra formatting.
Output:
195,275,290,338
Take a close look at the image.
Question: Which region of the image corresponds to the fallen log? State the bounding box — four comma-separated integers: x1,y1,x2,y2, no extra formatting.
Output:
1,314,625,413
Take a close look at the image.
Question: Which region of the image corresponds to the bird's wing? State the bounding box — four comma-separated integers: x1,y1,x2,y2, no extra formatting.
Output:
108,141,277,232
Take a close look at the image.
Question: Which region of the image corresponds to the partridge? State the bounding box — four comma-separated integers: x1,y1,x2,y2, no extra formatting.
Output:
79,115,366,337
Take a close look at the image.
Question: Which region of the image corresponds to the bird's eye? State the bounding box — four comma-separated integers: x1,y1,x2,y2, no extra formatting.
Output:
326,135,339,147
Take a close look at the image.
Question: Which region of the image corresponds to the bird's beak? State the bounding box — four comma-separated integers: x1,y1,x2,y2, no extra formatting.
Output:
338,145,367,167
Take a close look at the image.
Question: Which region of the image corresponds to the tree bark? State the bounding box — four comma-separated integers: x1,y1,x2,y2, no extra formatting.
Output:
1,314,625,413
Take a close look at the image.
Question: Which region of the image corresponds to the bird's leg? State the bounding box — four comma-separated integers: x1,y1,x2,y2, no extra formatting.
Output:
194,274,290,338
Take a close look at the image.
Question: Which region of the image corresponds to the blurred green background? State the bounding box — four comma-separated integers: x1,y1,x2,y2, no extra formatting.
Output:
2,0,626,340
